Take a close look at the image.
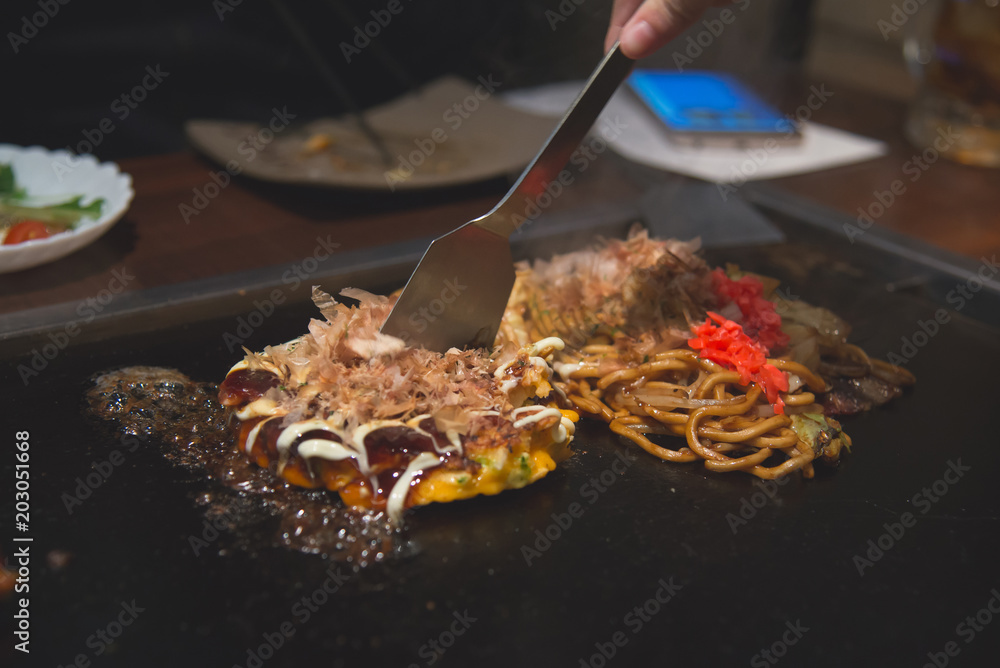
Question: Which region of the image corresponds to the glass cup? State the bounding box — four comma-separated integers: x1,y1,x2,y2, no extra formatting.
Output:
905,0,1000,168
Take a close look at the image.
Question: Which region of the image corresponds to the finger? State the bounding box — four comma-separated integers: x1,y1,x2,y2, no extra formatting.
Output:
619,0,724,60
605,0,645,52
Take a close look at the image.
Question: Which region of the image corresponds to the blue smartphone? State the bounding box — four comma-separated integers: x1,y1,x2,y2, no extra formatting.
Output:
627,70,800,147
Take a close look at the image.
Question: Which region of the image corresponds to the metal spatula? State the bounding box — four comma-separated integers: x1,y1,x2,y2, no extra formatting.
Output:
381,43,633,352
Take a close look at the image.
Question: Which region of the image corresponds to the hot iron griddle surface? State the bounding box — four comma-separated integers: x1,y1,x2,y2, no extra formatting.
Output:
3,211,999,668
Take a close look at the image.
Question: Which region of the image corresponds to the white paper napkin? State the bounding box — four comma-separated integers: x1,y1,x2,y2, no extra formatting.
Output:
503,81,888,184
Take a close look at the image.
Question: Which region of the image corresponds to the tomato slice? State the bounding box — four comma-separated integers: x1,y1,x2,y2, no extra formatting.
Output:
3,220,53,245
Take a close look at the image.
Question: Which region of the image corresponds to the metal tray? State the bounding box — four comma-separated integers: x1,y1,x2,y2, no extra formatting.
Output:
3,183,999,667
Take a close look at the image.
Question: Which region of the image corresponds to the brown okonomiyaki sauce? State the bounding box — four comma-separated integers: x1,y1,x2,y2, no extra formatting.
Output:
221,368,506,509
85,366,402,567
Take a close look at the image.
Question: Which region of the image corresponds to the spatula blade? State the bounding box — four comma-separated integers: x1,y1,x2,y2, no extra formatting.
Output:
380,44,632,352
381,224,515,351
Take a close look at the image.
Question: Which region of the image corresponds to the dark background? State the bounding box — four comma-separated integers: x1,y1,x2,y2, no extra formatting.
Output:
2,0,814,161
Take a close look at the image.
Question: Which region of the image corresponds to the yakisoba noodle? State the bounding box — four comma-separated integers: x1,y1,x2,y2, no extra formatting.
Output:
562,347,835,479
499,228,914,480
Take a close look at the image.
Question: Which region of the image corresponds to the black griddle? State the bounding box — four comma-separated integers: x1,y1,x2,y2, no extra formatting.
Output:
3,183,1000,668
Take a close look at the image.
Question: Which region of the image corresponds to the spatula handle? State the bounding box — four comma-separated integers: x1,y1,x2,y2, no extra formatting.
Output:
474,43,634,238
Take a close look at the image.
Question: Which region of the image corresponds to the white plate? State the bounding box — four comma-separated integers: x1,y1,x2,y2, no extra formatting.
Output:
185,76,557,191
0,145,134,274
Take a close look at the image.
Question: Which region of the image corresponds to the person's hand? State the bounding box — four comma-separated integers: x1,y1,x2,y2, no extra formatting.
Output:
606,0,736,60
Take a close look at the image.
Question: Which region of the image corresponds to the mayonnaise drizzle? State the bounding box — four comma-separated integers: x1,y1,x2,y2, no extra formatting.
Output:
275,419,342,454
511,405,562,428
552,361,582,379
275,418,362,475
444,430,463,453
385,452,441,523
511,406,574,443
244,417,274,456
296,439,355,461
227,357,286,379
236,398,286,421
495,356,551,394
525,337,565,356
271,417,455,519
405,415,461,456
